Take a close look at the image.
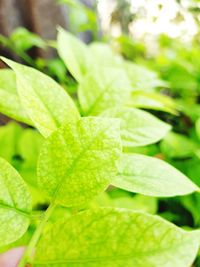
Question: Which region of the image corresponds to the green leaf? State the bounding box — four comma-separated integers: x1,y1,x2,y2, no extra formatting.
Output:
0,226,33,253
78,67,132,116
113,153,199,197
18,129,44,186
0,158,31,247
38,117,121,207
10,27,46,51
101,107,171,147
34,208,200,267
181,193,200,226
94,193,157,214
89,42,123,68
1,57,80,138
196,118,200,140
124,144,159,156
57,27,92,82
0,69,31,124
0,122,22,162
127,91,177,114
160,132,198,159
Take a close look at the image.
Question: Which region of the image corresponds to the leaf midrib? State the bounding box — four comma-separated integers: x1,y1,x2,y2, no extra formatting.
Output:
17,75,61,129
52,123,114,202
84,74,122,116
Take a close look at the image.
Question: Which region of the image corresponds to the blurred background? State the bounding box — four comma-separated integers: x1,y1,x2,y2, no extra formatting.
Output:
1,1,200,264
1,0,200,56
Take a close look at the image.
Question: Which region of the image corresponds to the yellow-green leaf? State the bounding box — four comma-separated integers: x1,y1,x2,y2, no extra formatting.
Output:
113,153,199,197
37,117,121,207
101,107,171,147
1,57,80,138
57,27,92,82
0,158,31,247
0,69,31,124
78,67,132,116
125,62,166,91
33,208,200,267
127,91,177,115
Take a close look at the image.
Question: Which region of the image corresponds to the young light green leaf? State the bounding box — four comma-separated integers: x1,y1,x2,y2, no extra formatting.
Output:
0,69,31,124
1,57,80,138
38,117,121,207
127,91,177,114
57,27,92,82
34,208,200,267
113,153,199,197
101,107,171,147
78,67,132,116
0,158,31,247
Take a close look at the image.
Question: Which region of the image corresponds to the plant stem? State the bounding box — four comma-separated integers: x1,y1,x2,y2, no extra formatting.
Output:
18,202,56,267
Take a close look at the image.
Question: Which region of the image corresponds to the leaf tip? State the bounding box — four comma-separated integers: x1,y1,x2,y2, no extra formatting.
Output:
0,56,18,70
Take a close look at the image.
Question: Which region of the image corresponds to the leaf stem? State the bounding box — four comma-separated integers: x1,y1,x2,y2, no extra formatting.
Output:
18,202,56,267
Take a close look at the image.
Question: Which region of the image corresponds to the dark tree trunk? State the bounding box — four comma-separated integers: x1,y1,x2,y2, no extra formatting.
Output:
0,0,68,58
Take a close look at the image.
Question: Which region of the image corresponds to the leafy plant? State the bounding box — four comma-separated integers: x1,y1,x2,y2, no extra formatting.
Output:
0,29,200,267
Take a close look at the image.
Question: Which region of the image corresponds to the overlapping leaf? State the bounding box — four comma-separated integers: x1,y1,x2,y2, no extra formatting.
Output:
160,132,198,158
57,27,92,82
0,158,31,247
0,69,31,124
78,67,132,116
113,153,199,197
127,91,177,114
38,117,121,207
33,208,200,267
89,42,123,68
125,62,166,91
1,57,80,138
101,107,171,147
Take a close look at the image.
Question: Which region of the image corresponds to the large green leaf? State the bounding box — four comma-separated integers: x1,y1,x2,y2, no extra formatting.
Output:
33,208,200,267
101,107,171,147
0,69,31,124
57,27,92,82
0,158,31,247
38,117,121,207
113,153,199,197
1,57,80,138
78,67,132,116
